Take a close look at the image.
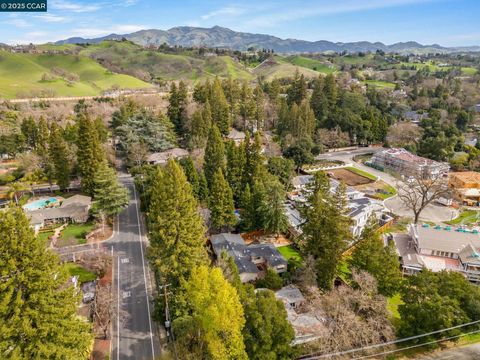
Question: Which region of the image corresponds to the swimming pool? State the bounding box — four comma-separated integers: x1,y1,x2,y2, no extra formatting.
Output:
23,197,59,211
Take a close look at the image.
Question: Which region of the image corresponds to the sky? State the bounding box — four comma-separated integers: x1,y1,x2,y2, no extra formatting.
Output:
0,0,479,46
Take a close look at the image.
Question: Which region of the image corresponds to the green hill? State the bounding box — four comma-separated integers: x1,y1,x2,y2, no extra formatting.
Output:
0,49,150,99
286,55,337,74
80,41,252,83
253,56,320,81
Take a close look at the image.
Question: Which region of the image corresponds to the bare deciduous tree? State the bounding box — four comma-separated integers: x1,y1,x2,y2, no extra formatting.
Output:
301,271,395,357
92,282,129,340
397,172,452,224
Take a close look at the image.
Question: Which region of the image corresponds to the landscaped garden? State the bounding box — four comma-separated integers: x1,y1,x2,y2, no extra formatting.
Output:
445,210,480,226
64,262,97,283
57,222,96,247
277,245,303,261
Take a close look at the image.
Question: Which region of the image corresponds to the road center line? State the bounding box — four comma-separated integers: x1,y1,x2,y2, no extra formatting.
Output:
132,184,156,359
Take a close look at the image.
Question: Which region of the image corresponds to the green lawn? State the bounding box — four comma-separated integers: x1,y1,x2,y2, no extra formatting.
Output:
38,230,55,242
277,245,303,261
287,56,337,74
445,210,480,226
387,217,413,233
57,222,95,247
375,183,398,200
64,263,96,283
362,80,396,89
345,166,378,181
0,49,150,98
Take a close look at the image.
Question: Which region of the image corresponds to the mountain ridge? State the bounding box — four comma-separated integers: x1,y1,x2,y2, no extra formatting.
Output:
54,26,480,54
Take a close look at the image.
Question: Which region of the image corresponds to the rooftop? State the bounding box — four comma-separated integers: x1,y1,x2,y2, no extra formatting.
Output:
450,171,480,184
147,148,189,164
210,233,287,274
412,224,480,254
377,148,439,167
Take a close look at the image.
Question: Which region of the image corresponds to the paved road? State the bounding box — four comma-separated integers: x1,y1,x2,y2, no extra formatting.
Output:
419,342,480,359
107,177,161,360
317,148,458,223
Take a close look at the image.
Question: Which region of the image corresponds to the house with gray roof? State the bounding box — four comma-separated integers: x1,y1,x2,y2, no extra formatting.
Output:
393,224,480,283
210,233,288,283
27,194,92,230
147,148,189,165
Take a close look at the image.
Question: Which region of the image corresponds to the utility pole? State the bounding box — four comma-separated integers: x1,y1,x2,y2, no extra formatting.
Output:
159,283,178,359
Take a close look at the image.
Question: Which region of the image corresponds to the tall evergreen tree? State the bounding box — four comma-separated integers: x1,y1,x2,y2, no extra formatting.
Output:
76,113,104,196
20,117,38,149
225,140,247,203
204,124,226,188
148,159,208,291
258,177,289,235
48,122,70,191
91,160,129,221
350,218,403,296
253,85,265,131
167,81,188,133
210,78,231,135
209,169,236,231
286,70,307,106
0,208,93,359
180,156,200,197
310,75,328,121
173,266,247,360
300,172,352,289
243,288,295,360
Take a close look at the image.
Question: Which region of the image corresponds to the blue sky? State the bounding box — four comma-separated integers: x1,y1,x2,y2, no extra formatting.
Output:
0,0,478,46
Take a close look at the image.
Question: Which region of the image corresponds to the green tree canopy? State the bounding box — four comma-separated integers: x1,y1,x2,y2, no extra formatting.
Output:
350,218,403,296
0,208,93,359
147,159,209,293
174,265,247,360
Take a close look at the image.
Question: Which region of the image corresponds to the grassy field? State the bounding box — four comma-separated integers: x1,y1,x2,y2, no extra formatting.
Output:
254,56,319,81
387,293,403,327
363,79,396,89
64,263,96,283
38,230,55,242
345,166,378,181
0,50,150,98
396,61,478,75
277,245,303,261
445,210,480,225
287,56,337,74
57,222,95,247
81,41,252,83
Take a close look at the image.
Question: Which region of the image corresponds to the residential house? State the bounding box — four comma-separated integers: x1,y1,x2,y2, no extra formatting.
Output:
393,224,480,283
368,148,449,179
273,285,326,345
27,194,92,230
286,176,376,237
275,285,306,310
449,172,480,206
147,148,189,165
227,128,246,145
404,110,429,124
210,233,288,283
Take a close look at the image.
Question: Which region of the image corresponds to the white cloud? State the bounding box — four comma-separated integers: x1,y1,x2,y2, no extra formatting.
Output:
201,5,247,20
3,18,31,28
50,0,102,13
34,14,70,23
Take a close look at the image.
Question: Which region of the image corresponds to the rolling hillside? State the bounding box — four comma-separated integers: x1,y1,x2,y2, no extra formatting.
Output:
80,41,253,83
0,50,150,99
253,56,320,81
